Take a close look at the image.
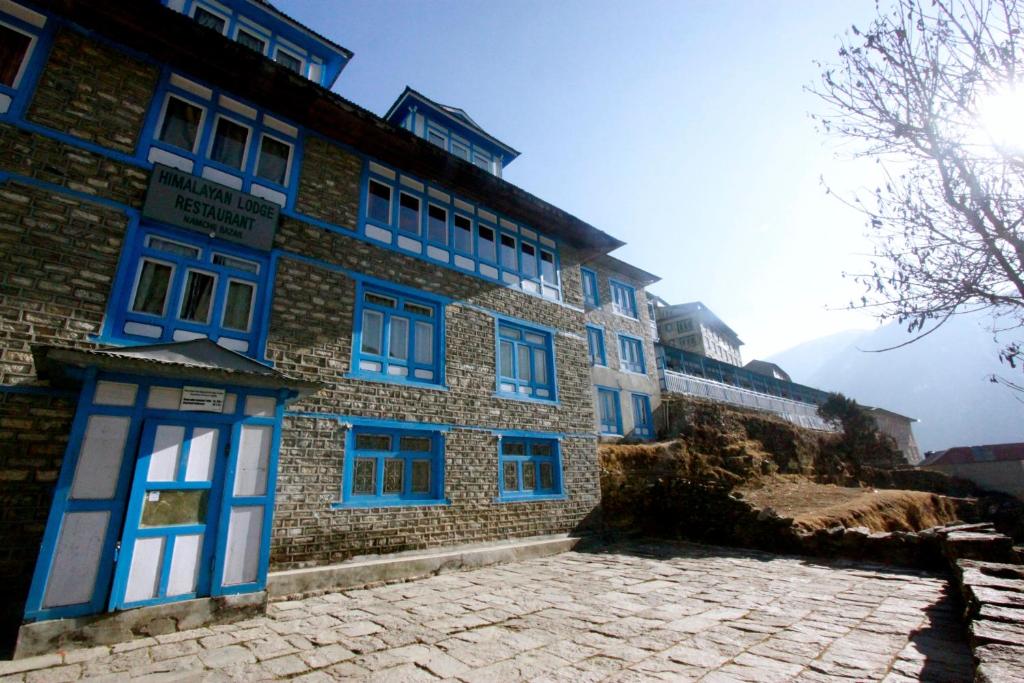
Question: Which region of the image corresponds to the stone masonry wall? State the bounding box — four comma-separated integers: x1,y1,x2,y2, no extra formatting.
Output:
294,136,362,230
27,27,159,154
0,180,129,384
0,391,75,647
273,420,598,568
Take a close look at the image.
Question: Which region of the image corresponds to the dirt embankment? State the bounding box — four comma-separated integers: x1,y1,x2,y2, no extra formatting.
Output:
597,395,1021,565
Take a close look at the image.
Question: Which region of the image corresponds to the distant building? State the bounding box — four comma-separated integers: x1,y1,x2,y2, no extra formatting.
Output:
744,360,791,382
653,300,743,366
864,406,922,465
921,443,1024,499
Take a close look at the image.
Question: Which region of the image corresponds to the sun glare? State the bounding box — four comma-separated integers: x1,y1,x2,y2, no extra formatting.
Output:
976,87,1024,153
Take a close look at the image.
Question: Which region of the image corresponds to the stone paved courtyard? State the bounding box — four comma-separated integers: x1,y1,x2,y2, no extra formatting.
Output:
0,541,974,682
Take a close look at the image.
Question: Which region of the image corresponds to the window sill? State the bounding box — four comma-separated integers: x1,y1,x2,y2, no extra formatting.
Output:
493,391,559,406
619,368,648,376
599,432,624,438
331,498,450,510
345,372,448,391
613,312,640,321
494,493,566,504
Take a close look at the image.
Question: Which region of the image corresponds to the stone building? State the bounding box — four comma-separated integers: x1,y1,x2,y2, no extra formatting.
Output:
0,0,657,651
653,300,744,367
580,256,661,440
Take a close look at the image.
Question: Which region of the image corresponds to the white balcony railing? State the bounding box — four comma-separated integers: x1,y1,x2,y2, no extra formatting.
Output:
659,369,837,432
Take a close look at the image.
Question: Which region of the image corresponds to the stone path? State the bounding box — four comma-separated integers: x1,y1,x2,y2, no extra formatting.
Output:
0,541,974,682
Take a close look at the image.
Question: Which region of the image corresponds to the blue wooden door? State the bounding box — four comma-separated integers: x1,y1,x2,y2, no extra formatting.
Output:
109,419,228,610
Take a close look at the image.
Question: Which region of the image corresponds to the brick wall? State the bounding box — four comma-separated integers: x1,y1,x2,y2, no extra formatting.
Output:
0,180,129,384
294,136,362,230
27,27,159,154
0,391,75,650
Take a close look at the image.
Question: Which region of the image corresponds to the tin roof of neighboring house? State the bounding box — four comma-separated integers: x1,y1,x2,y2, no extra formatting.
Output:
654,301,743,345
586,254,661,287
33,340,322,397
920,442,1024,467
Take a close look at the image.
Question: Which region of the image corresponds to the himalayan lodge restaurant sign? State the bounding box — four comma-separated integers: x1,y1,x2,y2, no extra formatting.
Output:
142,164,279,251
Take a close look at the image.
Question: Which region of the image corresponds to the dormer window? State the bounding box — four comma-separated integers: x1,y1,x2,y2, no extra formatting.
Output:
193,6,227,34
165,0,350,88
236,27,267,54
274,49,302,74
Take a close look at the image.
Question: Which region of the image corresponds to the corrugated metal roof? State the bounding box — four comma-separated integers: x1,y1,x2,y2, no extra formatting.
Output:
921,443,1024,466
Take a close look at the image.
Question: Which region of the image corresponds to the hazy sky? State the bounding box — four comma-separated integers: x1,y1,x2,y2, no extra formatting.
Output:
277,0,887,361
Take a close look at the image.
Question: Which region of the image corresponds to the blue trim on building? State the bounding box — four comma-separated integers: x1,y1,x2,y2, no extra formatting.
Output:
494,317,558,405
339,425,447,507
581,267,600,309
609,278,638,319
630,392,653,439
596,385,623,436
496,435,564,503
586,324,606,367
617,332,647,374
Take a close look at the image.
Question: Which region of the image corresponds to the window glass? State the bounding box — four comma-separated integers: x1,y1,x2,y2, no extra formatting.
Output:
399,193,420,235
275,50,302,73
236,28,266,53
540,251,556,282
355,287,442,385
389,317,409,361
414,321,433,364
361,310,384,355
411,460,431,493
400,436,432,452
193,7,226,33
132,260,173,316
500,235,517,270
499,438,560,498
368,181,391,223
427,130,446,148
210,117,249,169
521,242,538,277
473,153,490,171
454,215,472,253
496,322,554,399
179,271,215,323
478,226,496,262
355,434,391,450
149,236,200,259
353,459,375,494
383,460,403,494
587,327,605,366
582,269,599,307
347,429,443,503
0,24,31,88
256,136,290,185
223,280,255,331
428,205,448,244
158,96,203,152
213,253,259,273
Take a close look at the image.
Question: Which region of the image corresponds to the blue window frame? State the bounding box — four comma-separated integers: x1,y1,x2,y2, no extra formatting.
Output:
498,438,563,500
0,6,48,120
496,320,556,401
618,335,646,374
142,72,300,207
631,393,653,439
111,225,268,355
361,164,562,301
353,283,443,386
610,279,638,318
586,325,606,366
581,267,599,308
342,428,445,505
597,387,622,435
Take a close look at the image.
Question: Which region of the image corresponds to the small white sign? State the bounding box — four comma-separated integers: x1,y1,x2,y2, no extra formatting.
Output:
179,386,226,413
147,491,161,502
